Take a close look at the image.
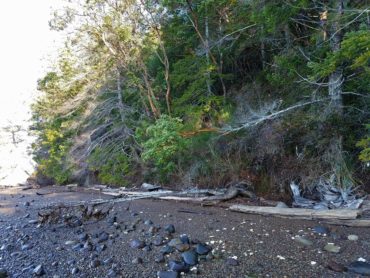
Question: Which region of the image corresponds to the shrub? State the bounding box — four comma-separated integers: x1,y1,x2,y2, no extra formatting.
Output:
138,115,189,181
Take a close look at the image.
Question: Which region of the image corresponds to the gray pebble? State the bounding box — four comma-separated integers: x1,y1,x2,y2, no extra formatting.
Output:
33,265,45,276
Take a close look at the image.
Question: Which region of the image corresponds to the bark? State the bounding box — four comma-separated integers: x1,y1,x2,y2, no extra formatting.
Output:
139,60,161,118
328,0,344,116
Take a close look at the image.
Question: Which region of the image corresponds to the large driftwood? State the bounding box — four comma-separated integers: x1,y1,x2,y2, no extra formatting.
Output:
323,219,370,227
229,205,360,220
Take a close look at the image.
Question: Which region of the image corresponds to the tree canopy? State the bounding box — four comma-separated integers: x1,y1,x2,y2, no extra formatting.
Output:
32,0,369,193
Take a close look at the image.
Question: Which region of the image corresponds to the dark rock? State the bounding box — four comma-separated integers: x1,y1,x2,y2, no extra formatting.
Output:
168,238,182,247
132,257,143,264
0,244,12,251
180,234,190,244
144,220,153,225
181,250,198,266
168,260,190,273
195,243,211,255
157,271,179,278
95,244,106,253
155,254,165,263
98,232,109,243
35,172,54,186
107,216,117,225
72,243,83,251
33,265,45,276
160,245,174,255
206,253,214,261
130,239,145,249
0,269,8,278
24,202,30,207
51,262,58,267
175,243,190,252
103,258,113,265
148,226,159,234
71,267,79,275
347,261,370,275
226,258,239,266
327,260,347,272
153,236,165,246
143,245,152,252
107,269,117,277
164,224,175,234
313,226,329,235
79,233,88,241
90,259,101,268
83,241,93,251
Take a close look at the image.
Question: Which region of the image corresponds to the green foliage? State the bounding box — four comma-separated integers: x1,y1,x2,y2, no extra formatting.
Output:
88,147,132,186
309,30,370,79
32,0,369,190
357,125,370,163
35,124,72,185
137,115,189,180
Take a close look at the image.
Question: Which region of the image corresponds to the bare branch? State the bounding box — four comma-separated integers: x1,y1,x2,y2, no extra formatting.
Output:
222,98,329,135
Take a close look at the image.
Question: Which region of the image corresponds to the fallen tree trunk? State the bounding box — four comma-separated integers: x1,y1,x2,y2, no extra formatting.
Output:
229,205,360,220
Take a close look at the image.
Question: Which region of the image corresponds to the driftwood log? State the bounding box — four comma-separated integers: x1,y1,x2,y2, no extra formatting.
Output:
323,219,370,227
229,205,360,220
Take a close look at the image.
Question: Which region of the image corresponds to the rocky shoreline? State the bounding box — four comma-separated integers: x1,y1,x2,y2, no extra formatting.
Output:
0,186,369,277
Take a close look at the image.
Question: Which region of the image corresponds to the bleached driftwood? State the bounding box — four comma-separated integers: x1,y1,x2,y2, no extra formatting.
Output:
323,219,370,227
229,205,360,220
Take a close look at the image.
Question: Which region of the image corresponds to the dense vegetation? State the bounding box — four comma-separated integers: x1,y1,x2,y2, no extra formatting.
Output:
32,0,369,196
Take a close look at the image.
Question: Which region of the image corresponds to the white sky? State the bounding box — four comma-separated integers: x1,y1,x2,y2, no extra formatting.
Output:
0,0,65,185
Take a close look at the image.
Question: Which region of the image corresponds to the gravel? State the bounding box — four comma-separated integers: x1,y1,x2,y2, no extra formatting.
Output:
0,186,369,277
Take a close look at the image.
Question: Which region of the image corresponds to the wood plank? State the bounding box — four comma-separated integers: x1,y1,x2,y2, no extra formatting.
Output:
229,205,360,220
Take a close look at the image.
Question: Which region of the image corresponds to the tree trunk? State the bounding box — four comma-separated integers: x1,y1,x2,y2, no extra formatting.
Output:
116,68,126,124
205,14,212,96
328,0,344,116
